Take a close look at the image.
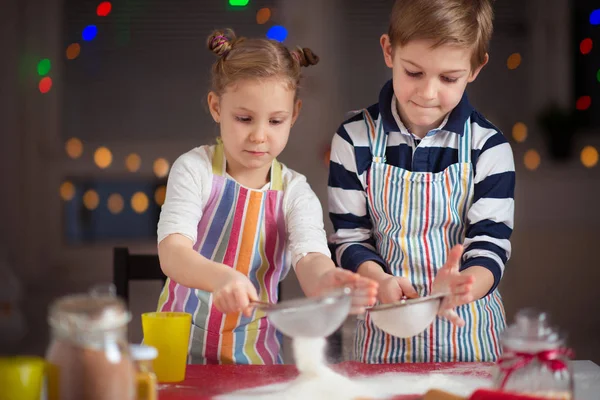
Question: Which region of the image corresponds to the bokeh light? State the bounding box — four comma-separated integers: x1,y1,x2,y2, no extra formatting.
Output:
590,9,600,25
576,96,592,111
524,149,541,171
155,185,167,206
597,69,600,83
83,189,100,210
66,43,81,60
65,138,83,159
125,153,142,172
82,25,98,41
107,193,124,214
153,158,170,178
581,146,599,168
37,59,51,76
506,53,521,70
97,1,112,17
39,77,52,94
94,147,113,169
512,122,528,143
131,192,149,214
267,25,288,42
59,181,76,201
256,8,271,24
580,38,593,55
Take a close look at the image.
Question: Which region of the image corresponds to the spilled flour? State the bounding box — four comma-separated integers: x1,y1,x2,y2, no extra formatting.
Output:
218,337,491,400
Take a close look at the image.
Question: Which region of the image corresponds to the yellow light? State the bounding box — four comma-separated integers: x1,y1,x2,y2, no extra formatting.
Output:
107,193,124,214
59,181,75,201
154,185,166,206
131,192,149,214
65,138,83,159
94,147,113,169
125,153,142,172
507,53,522,70
512,122,528,143
524,149,541,170
83,189,100,210
153,158,170,178
580,146,599,168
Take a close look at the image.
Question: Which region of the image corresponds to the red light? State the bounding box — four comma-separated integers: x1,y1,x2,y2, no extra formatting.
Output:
576,96,591,111
97,1,112,17
39,77,53,94
580,38,593,55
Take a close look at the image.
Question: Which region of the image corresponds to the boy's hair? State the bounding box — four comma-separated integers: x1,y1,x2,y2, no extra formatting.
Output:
207,29,319,96
388,0,494,70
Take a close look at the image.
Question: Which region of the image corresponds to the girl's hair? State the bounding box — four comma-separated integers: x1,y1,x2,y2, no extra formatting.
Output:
206,28,319,96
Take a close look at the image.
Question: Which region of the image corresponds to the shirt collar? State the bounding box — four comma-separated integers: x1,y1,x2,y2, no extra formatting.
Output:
378,79,473,136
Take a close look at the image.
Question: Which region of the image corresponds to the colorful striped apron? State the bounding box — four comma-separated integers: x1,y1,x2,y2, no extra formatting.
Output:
156,142,289,365
356,110,506,363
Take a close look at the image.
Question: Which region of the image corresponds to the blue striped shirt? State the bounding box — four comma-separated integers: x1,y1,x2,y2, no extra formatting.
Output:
328,80,515,292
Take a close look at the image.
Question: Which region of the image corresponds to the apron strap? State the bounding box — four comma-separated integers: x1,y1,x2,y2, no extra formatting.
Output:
363,109,387,163
212,138,283,190
458,117,472,164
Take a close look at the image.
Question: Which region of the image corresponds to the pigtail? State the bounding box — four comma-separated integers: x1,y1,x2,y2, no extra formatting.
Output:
207,29,238,58
291,46,320,67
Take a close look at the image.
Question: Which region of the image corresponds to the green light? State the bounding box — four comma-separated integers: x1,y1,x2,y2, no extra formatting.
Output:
229,0,249,6
37,59,51,76
597,69,600,83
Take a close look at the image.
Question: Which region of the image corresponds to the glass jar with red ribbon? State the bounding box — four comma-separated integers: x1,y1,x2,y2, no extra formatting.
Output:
492,308,574,400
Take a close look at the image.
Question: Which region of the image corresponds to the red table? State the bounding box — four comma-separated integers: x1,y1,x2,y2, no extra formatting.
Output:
158,362,494,399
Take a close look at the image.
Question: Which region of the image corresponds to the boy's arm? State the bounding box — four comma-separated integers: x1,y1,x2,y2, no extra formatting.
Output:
462,126,515,298
328,121,388,273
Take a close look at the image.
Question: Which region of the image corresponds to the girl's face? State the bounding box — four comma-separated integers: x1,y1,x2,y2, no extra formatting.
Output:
208,77,301,187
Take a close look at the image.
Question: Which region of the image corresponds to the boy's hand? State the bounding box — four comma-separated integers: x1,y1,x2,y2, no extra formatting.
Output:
212,268,259,317
313,268,379,314
432,244,475,326
378,275,418,304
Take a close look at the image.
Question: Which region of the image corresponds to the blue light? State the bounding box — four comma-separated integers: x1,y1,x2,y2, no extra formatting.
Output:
82,25,98,41
590,9,600,25
266,25,288,42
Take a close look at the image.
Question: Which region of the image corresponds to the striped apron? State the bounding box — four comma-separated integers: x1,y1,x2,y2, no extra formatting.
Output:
356,110,506,363
156,142,289,364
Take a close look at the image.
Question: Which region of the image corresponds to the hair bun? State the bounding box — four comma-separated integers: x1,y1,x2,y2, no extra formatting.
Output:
207,29,236,57
292,47,320,67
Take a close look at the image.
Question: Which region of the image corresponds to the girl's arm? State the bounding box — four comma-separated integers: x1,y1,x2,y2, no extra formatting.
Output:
285,174,378,311
158,234,235,292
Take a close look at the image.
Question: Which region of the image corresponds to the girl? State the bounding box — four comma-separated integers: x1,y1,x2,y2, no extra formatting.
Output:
155,29,378,365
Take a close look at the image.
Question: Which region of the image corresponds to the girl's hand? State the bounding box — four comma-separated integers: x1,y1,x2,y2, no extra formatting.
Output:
377,275,418,304
212,268,259,317
313,268,379,314
432,244,475,326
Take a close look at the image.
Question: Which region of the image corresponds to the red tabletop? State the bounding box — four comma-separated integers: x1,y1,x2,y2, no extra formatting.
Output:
157,362,494,399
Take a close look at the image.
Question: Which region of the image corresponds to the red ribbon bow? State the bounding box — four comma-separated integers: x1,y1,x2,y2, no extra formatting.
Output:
497,348,574,389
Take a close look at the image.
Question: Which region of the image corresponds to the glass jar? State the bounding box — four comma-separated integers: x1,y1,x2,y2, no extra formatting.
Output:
492,309,574,400
45,284,136,400
130,344,158,400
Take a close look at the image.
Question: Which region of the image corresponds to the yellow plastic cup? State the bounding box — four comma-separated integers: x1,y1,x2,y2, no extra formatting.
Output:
0,356,46,400
141,312,191,383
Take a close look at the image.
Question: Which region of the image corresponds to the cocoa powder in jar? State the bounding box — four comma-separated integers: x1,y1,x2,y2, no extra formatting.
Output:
46,289,136,400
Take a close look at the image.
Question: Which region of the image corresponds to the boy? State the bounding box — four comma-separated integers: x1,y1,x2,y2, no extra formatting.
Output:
328,0,515,363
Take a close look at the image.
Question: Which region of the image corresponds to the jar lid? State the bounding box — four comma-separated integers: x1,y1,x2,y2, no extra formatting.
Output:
130,344,158,360
48,284,130,333
502,308,564,351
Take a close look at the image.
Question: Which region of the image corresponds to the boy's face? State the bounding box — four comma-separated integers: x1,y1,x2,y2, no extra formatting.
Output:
380,36,487,137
